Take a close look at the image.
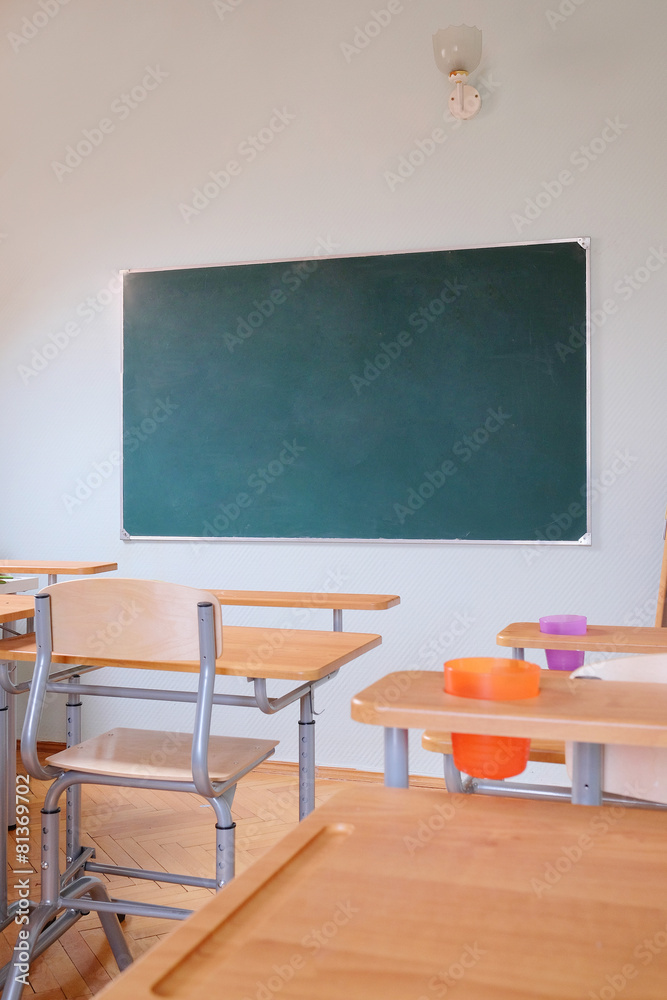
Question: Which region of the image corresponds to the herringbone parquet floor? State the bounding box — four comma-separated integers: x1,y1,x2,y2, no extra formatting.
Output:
3,762,364,1000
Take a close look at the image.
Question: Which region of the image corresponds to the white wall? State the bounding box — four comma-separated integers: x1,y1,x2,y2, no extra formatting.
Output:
2,0,666,780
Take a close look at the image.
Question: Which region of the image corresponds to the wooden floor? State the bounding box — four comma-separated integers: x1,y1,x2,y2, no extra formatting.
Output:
2,762,371,1000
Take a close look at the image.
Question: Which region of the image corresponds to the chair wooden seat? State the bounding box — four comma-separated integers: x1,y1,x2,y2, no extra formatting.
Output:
47,729,278,782
422,730,566,765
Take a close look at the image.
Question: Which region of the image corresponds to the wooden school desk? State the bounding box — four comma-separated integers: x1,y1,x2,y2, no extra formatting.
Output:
0,559,117,586
351,669,667,804
0,595,34,625
497,621,667,657
94,784,667,1000
0,625,382,820
212,590,399,631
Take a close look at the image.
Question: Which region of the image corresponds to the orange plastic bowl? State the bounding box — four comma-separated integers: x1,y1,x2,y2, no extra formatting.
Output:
444,657,541,779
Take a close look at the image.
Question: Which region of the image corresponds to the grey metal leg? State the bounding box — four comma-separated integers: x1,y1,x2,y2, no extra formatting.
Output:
7,660,16,828
511,647,525,660
333,609,343,632
443,753,466,793
384,727,409,788
215,824,235,887
571,742,603,805
65,677,82,866
298,689,315,819
0,693,8,924
4,802,132,1000
210,789,235,888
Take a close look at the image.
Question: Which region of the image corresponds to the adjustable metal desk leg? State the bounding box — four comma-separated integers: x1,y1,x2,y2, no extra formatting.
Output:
384,727,409,788
333,609,343,632
571,742,603,806
298,689,316,820
65,677,82,867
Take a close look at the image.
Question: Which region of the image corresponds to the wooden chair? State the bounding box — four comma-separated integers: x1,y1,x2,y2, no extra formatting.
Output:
5,579,278,1000
566,653,667,805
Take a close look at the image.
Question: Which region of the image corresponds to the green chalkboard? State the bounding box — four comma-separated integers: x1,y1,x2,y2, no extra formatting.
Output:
122,240,589,542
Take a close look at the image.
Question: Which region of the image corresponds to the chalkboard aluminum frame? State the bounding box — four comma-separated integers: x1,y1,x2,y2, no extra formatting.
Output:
121,237,591,545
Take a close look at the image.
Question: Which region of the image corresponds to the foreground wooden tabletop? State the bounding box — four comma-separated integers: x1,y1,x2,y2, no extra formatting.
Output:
351,669,667,746
96,784,667,1000
498,621,667,654
0,627,382,680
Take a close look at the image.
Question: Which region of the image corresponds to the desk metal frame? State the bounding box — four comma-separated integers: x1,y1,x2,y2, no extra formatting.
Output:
353,670,667,810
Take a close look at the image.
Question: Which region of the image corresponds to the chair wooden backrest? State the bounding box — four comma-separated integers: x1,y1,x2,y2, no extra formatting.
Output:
567,653,667,804
656,508,667,627
41,578,223,661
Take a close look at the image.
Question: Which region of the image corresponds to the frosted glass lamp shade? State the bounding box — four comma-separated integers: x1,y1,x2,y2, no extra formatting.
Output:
432,25,482,78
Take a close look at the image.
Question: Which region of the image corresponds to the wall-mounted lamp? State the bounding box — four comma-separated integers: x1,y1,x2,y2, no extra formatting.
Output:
432,25,482,121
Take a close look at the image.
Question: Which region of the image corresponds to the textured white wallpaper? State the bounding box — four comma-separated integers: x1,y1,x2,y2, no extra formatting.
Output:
2,0,666,783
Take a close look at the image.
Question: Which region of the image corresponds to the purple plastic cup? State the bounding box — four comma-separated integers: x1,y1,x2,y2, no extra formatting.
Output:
539,615,587,671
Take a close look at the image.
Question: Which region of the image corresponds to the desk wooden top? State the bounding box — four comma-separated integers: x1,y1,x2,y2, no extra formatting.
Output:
352,669,667,747
498,621,667,654
0,560,117,575
212,590,400,610
0,627,381,681
0,595,34,624
96,784,667,1000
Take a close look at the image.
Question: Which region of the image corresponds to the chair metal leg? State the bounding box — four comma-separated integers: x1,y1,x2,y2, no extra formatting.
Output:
211,788,235,887
4,799,134,1000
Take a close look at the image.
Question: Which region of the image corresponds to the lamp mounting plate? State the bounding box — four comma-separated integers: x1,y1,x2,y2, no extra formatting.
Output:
449,83,481,120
